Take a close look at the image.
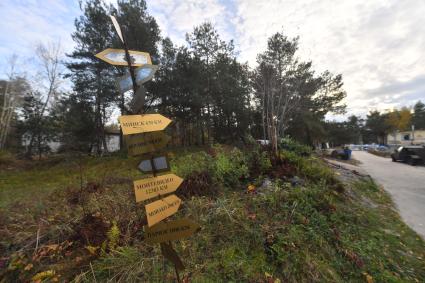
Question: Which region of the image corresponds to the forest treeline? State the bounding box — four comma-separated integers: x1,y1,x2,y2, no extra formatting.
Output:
1,0,420,157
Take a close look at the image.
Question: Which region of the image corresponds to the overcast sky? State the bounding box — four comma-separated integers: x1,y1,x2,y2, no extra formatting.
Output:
1,0,424,119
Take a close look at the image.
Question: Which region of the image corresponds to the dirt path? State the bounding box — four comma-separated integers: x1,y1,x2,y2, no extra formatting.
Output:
353,151,425,238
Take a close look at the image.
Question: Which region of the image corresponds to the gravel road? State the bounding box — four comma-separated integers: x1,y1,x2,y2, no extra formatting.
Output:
353,151,425,238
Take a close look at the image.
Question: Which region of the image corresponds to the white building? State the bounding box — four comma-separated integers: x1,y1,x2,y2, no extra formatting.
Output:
387,129,425,145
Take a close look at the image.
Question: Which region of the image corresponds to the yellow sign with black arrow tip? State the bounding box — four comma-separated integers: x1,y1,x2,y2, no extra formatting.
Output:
125,131,170,156
144,218,200,244
145,194,181,227
134,173,183,202
119,114,172,135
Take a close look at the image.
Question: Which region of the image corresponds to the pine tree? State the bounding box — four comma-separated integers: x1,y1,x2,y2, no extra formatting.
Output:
65,0,161,154
412,101,425,129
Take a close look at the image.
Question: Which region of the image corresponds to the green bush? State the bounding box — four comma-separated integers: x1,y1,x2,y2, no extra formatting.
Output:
212,146,249,188
171,151,214,179
171,147,251,190
281,150,336,185
244,135,272,175
280,137,312,156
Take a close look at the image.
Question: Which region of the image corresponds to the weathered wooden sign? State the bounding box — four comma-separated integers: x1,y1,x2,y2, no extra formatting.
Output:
145,194,181,227
160,242,185,271
144,218,200,244
134,173,182,202
106,14,193,282
116,65,158,93
110,16,124,43
130,86,146,113
95,48,152,67
138,155,170,173
119,114,171,135
125,132,171,156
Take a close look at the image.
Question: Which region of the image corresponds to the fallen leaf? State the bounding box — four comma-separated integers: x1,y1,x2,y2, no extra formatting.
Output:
24,263,33,271
85,245,99,255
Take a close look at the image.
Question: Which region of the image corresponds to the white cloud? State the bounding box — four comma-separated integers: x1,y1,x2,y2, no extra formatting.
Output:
147,0,231,45
0,0,78,77
230,0,425,117
145,0,425,117
1,0,424,118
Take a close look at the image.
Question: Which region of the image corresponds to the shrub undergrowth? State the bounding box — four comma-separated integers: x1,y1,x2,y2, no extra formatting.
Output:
1,142,425,282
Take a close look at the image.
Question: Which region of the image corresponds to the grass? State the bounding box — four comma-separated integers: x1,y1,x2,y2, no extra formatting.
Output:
0,154,137,208
1,146,425,282
0,146,207,208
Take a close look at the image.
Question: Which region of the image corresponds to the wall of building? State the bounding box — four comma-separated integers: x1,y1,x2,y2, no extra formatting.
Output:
22,134,121,153
387,130,425,145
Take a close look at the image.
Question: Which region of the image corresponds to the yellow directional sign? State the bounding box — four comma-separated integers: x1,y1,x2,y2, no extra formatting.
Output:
160,242,185,271
144,218,200,244
110,16,124,43
145,194,181,227
134,173,183,202
95,48,152,66
119,114,172,135
125,132,170,156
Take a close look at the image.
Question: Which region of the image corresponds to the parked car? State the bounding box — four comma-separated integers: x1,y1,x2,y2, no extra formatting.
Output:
376,145,389,151
391,146,425,165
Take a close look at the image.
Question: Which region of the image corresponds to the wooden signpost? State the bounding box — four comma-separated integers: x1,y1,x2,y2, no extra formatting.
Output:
95,48,152,66
133,173,183,202
130,86,146,113
118,114,172,135
138,155,170,173
145,194,182,227
125,132,170,156
110,15,124,43
96,15,199,282
161,242,185,271
144,218,200,244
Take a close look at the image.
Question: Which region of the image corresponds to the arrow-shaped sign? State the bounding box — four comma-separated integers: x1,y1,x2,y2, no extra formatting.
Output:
110,16,124,43
144,218,200,244
95,48,152,67
138,155,170,174
134,173,183,202
119,114,171,135
125,132,170,156
145,194,181,227
116,64,158,93
160,242,185,271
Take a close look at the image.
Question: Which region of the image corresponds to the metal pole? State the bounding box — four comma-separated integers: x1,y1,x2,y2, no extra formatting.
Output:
411,124,415,145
